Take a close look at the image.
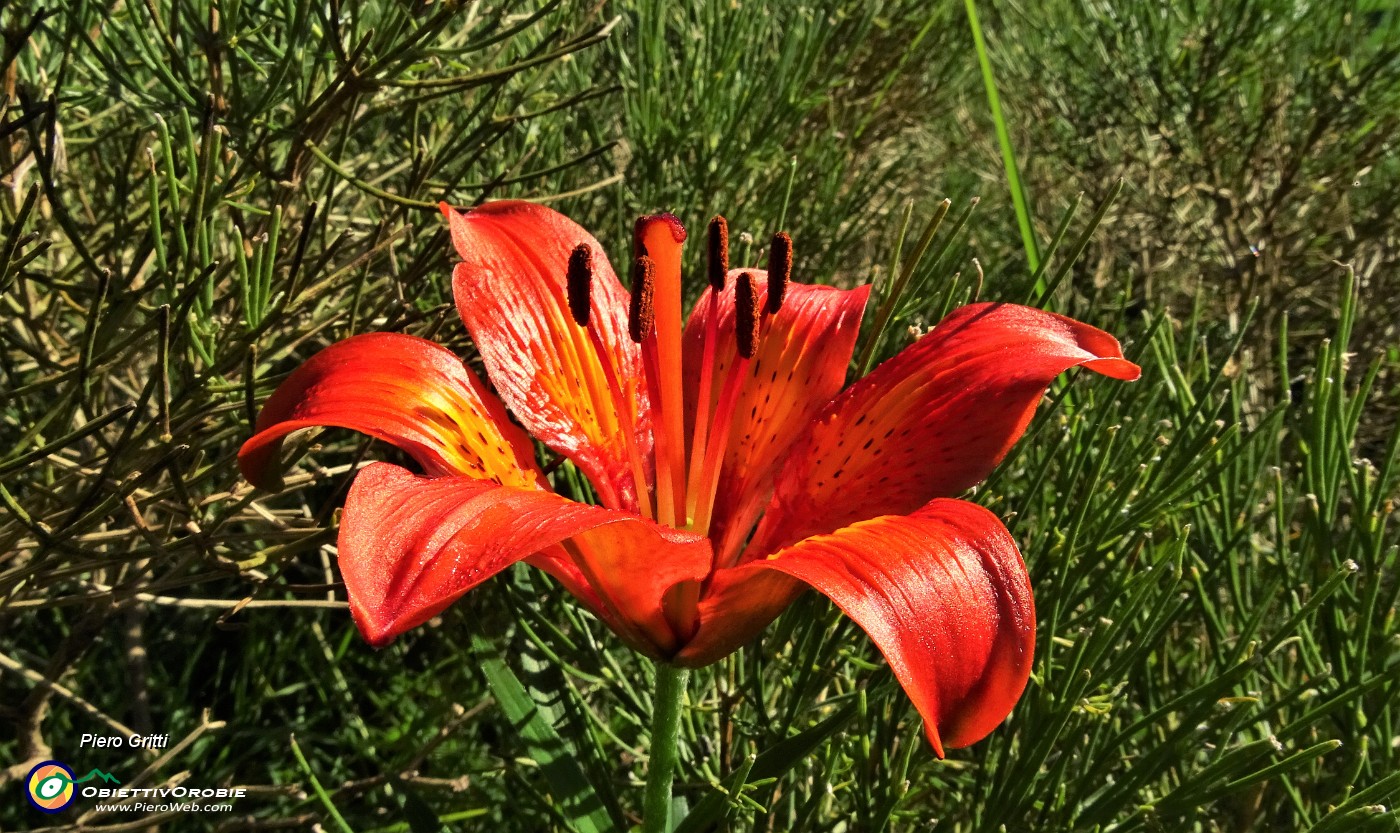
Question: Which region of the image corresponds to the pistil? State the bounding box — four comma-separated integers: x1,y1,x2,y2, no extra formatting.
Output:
633,216,690,527
629,253,679,526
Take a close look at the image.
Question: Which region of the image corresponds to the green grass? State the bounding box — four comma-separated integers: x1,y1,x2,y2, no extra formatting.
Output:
2,0,1397,831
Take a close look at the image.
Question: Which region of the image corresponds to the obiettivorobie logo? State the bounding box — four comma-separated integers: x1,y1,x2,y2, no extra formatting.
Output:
22,732,247,815
25,761,120,813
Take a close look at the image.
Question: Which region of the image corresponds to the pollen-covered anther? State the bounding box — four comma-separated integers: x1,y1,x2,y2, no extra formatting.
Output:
566,243,593,327
707,216,729,290
736,271,760,359
766,232,792,314
629,256,656,343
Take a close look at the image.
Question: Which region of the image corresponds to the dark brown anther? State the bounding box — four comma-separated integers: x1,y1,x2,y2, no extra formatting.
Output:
567,243,593,327
707,215,729,290
735,272,760,359
629,256,656,343
766,232,792,314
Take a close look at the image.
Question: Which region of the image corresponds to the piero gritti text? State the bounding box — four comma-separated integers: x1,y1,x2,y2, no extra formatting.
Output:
79,733,171,749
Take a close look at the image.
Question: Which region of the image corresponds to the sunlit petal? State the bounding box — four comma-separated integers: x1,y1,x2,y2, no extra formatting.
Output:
445,201,652,511
750,302,1140,554
340,463,712,656
680,499,1034,756
239,332,539,491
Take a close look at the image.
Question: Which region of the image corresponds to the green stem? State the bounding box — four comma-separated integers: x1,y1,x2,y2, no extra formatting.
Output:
642,663,689,833
964,0,1041,276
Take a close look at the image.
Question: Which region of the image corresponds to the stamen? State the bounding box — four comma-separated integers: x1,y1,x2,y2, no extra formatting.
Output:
707,216,729,290
582,326,653,521
686,222,727,523
628,256,656,343
735,271,760,359
689,275,759,533
567,247,652,518
685,287,723,524
566,243,593,327
766,232,792,314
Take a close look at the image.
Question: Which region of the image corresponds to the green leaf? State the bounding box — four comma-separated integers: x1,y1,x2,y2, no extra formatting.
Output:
470,633,619,833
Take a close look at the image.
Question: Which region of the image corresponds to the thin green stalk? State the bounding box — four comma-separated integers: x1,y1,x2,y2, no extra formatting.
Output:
965,0,1040,276
857,199,949,375
289,734,355,833
643,663,689,833
777,155,798,230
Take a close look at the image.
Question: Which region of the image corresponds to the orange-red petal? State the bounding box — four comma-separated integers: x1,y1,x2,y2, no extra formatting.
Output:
239,332,540,491
749,302,1140,554
339,463,712,656
678,499,1034,757
444,201,651,511
682,272,869,562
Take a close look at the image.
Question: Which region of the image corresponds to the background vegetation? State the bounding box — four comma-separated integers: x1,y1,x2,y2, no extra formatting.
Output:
2,0,1397,830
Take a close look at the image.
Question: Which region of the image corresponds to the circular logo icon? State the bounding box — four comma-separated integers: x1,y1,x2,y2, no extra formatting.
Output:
25,761,76,813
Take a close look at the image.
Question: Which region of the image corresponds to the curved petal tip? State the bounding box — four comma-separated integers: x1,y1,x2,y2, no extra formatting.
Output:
761,499,1035,756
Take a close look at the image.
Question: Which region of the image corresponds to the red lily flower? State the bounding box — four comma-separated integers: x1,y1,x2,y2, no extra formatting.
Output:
239,201,1139,756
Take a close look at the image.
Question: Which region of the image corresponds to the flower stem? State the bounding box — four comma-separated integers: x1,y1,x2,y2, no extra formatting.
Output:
642,663,689,833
